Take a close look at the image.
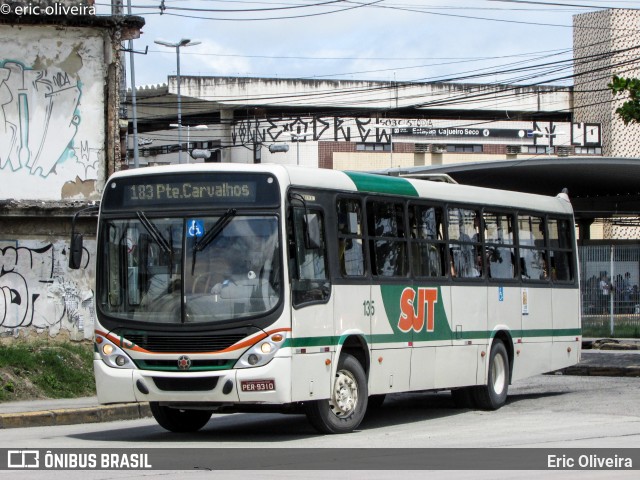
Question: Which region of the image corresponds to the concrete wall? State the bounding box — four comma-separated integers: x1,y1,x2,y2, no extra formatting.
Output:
0,237,96,340
0,25,106,201
177,76,572,112
0,12,146,340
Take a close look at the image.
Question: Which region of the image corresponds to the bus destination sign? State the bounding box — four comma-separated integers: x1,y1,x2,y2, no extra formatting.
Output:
124,181,257,205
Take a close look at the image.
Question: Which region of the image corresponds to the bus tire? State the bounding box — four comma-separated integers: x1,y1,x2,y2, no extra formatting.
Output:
150,402,213,432
474,340,509,410
305,353,368,434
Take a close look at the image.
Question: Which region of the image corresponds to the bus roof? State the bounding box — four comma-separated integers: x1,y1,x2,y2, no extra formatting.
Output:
108,163,573,215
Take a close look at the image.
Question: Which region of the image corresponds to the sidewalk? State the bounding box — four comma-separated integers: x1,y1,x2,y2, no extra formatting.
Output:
0,397,151,429
1,340,639,429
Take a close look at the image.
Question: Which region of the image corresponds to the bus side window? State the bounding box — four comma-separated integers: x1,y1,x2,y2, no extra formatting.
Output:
483,211,516,280
548,217,574,282
518,214,549,281
448,207,482,279
291,207,331,307
337,198,365,276
367,200,408,277
410,204,446,278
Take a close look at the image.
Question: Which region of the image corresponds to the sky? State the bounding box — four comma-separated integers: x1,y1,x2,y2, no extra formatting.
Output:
95,1,640,89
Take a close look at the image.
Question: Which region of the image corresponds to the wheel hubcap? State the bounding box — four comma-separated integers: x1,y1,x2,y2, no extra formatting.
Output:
329,369,359,417
492,353,507,395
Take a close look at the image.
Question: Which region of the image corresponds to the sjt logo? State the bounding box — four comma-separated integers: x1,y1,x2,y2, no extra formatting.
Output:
398,287,438,333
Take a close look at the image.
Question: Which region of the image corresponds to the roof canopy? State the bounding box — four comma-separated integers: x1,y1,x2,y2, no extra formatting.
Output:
386,157,640,221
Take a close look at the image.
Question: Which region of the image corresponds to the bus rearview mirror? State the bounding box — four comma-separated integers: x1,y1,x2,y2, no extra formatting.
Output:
69,233,84,269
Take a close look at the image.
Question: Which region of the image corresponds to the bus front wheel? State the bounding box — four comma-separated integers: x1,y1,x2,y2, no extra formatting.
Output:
305,353,368,434
150,402,213,432
474,340,509,410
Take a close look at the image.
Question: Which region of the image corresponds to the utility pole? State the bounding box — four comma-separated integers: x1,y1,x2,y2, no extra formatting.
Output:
127,0,139,168
112,1,124,15
113,1,129,166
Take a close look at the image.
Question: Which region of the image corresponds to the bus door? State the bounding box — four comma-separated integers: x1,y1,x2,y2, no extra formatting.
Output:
288,202,334,403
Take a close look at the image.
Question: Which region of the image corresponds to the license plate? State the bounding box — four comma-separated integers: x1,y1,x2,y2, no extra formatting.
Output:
240,380,276,392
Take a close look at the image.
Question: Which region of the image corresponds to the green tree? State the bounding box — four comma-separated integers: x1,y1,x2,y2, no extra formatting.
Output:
608,76,640,125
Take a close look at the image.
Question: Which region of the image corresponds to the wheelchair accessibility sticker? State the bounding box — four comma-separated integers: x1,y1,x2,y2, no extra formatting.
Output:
187,219,205,238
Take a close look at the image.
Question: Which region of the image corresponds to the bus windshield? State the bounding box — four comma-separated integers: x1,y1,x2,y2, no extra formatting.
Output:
98,213,281,325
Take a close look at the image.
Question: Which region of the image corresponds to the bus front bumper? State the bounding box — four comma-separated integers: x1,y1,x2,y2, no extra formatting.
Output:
94,357,292,406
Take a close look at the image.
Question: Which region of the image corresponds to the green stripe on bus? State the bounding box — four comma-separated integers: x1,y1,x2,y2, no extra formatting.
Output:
345,171,419,197
285,328,581,349
517,328,582,338
284,336,338,348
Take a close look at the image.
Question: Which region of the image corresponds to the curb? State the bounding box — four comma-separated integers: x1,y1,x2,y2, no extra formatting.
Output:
559,365,640,377
0,403,151,429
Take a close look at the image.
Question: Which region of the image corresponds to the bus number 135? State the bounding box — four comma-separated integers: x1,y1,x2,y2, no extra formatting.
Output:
363,300,375,316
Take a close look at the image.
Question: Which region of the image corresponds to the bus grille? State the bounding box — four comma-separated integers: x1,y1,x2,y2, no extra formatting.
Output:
151,377,219,392
121,333,247,353
137,359,234,371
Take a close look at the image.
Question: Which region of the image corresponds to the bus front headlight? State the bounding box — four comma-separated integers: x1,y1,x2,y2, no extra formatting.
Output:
95,335,135,369
235,332,287,369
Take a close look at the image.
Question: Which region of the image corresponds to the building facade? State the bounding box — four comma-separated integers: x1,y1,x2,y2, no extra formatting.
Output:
0,2,143,340
128,10,640,171
573,8,640,158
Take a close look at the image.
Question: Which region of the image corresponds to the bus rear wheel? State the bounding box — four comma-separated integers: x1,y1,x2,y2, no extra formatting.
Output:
474,340,509,410
150,402,213,432
305,353,368,434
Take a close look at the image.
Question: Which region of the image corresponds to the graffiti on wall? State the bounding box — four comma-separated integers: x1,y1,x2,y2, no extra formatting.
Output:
231,116,589,149
0,60,99,184
0,240,95,338
232,116,394,146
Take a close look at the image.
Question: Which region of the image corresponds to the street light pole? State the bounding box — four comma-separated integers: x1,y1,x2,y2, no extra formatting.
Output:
154,38,201,164
170,124,208,162
288,132,310,166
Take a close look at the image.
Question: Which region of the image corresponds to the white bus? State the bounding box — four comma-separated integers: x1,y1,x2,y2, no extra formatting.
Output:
70,163,581,434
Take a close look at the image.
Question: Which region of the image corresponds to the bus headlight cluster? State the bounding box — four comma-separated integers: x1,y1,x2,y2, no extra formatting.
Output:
95,335,134,369
235,332,286,369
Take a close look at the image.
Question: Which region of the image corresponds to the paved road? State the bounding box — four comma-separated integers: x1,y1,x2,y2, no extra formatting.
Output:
1,345,639,478
0,374,639,479
4,374,639,448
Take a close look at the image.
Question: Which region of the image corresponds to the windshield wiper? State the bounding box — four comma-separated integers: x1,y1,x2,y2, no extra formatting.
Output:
191,208,237,275
136,211,172,255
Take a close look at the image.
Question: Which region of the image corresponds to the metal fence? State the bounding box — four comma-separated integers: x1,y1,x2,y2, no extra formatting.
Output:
579,245,640,337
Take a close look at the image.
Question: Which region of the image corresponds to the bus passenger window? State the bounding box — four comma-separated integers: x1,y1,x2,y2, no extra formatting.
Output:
410,205,446,278
483,212,516,280
448,208,482,278
518,214,548,281
367,201,407,277
337,198,365,276
548,218,574,282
